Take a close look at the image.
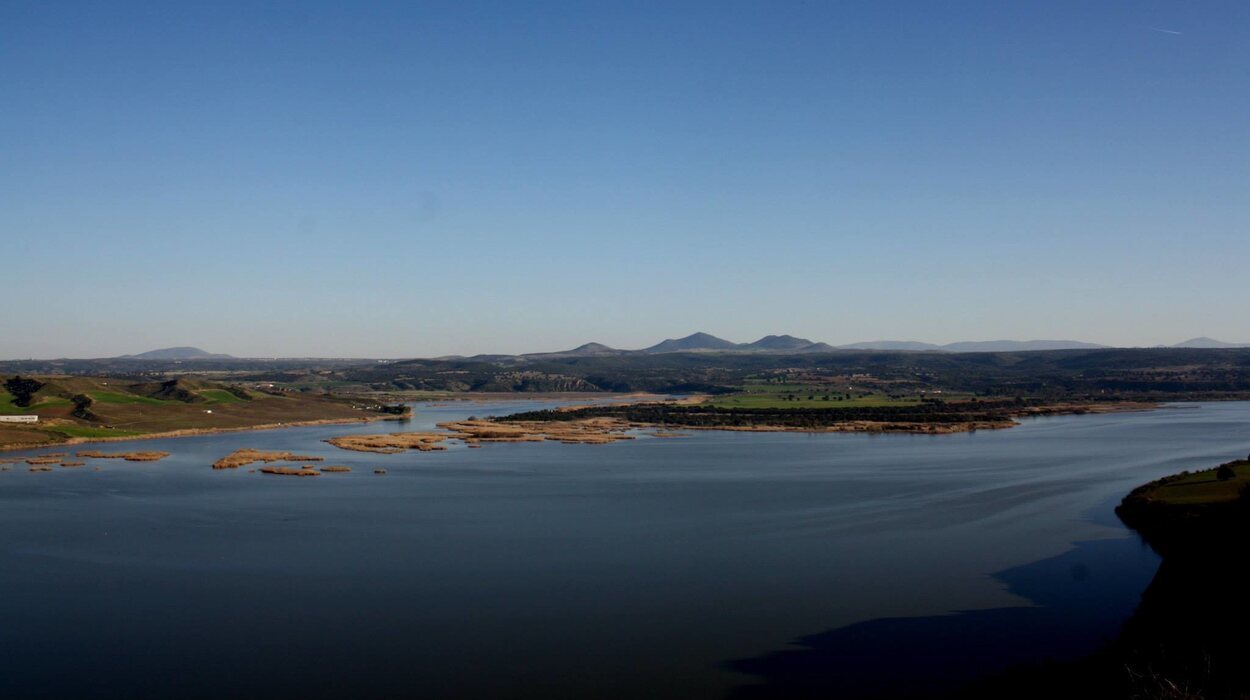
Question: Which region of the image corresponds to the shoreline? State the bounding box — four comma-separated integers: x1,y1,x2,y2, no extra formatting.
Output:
0,392,672,454
495,400,1160,436
0,413,403,454
1,399,1162,454
968,452,1250,697
622,419,1017,434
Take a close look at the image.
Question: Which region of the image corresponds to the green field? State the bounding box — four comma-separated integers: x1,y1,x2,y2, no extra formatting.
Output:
197,389,247,404
0,390,21,414
1133,460,1250,506
0,390,71,414
708,383,923,409
1,375,386,450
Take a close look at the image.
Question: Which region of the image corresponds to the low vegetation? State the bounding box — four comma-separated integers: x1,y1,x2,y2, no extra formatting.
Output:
325,418,635,454
326,433,453,453
707,381,929,409
1123,457,1250,507
497,398,1117,433
1116,455,1250,548
212,449,323,470
0,374,402,450
76,450,170,462
258,466,320,477
441,418,634,444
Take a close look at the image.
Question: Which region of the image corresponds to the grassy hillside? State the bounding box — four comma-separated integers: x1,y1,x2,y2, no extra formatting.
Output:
1125,459,1250,506
1,375,398,449
327,347,1250,398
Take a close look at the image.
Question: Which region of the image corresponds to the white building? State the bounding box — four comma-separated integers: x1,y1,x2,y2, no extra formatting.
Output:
0,415,39,423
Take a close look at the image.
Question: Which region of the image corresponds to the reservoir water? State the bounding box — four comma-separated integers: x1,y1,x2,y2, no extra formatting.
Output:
3,401,1249,699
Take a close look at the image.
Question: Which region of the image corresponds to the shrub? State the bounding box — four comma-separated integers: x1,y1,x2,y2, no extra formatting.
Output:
3,376,44,407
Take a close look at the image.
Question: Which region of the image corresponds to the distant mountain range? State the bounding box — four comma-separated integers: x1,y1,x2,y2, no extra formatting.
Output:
1171,337,1250,349
114,336,1250,362
520,333,1250,358
120,346,235,360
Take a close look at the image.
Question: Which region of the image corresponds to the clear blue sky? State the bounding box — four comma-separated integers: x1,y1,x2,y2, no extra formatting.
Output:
3,1,1248,358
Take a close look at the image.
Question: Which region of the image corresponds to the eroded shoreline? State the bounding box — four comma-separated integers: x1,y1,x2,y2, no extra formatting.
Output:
0,414,401,454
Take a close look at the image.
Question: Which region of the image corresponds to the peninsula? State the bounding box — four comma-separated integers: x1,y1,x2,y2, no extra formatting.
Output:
492,398,1154,435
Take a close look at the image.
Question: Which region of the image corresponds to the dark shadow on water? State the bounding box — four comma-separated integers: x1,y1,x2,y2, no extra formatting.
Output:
725,536,1160,699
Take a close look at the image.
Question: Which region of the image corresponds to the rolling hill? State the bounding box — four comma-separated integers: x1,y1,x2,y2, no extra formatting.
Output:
122,347,234,360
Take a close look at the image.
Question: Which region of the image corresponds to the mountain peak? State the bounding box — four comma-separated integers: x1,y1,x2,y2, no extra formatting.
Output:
520,342,624,359
1173,337,1245,349
644,332,738,354
746,334,815,350
122,347,234,360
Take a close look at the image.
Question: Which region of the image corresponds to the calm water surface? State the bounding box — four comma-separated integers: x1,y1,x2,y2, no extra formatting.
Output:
3,401,1249,699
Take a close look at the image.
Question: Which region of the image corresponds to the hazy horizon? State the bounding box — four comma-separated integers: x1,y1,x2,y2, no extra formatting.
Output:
4,331,1248,361
5,1,1249,358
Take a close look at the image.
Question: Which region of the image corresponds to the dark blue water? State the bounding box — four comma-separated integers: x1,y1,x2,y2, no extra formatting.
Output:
2,401,1248,699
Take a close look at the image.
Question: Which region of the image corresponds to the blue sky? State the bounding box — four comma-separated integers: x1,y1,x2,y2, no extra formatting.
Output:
3,1,1248,358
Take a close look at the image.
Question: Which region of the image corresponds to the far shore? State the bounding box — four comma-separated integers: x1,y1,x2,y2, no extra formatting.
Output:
342,390,684,403
493,400,1160,436
1,397,1160,454
0,393,678,453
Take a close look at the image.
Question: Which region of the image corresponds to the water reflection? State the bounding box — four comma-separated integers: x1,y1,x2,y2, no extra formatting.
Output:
1,402,1248,699
727,537,1160,699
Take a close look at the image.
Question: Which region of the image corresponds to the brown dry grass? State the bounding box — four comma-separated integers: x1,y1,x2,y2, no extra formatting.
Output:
327,418,635,456
319,466,352,473
26,456,63,465
76,450,170,462
0,426,58,450
28,465,54,472
212,449,323,470
326,433,453,454
2,410,397,454
258,466,320,477
436,420,545,441
460,417,635,445
445,418,635,445
59,461,85,467
122,451,169,462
